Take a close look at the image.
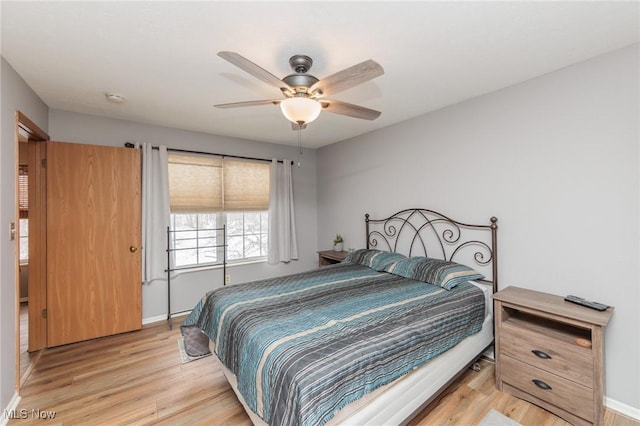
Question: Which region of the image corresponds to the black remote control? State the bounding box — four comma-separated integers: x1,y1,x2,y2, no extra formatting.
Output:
564,295,608,311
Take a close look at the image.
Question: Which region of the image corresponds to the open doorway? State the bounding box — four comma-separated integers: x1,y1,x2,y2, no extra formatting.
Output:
15,111,49,390
17,133,30,380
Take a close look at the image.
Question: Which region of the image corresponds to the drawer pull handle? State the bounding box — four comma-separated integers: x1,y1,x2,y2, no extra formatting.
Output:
531,350,552,359
532,379,552,390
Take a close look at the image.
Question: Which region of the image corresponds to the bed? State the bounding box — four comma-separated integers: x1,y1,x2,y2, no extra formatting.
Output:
181,208,498,425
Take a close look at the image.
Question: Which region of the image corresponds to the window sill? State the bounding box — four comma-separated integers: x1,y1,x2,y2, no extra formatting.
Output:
171,258,267,276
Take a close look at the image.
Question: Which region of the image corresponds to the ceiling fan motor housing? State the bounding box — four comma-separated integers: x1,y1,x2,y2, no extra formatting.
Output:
283,55,319,95
283,74,319,94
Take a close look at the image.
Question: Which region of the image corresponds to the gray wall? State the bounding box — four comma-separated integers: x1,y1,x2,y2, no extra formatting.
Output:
48,109,318,320
316,45,639,411
0,57,49,414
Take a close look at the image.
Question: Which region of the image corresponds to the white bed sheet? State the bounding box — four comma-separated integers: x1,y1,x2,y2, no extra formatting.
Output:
209,281,494,426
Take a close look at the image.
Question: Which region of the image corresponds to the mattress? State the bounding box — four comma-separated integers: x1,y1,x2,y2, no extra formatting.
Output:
208,280,494,425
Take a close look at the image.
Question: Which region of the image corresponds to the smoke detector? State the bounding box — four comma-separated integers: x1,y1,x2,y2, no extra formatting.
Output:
105,93,125,104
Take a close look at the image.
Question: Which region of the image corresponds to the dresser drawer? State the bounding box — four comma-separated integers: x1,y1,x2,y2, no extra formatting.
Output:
501,324,593,387
501,356,593,422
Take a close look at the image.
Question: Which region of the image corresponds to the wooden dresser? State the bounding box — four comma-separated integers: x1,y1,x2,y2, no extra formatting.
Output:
493,286,613,426
317,250,348,267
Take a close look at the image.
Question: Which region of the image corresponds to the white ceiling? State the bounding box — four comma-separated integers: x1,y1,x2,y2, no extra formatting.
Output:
1,1,638,149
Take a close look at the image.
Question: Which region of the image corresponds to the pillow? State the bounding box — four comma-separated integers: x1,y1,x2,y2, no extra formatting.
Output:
343,249,406,271
383,256,484,290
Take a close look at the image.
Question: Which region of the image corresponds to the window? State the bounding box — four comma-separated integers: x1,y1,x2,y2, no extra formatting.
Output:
226,211,268,260
168,154,270,268
18,165,29,262
170,213,221,266
18,165,28,218
19,219,28,262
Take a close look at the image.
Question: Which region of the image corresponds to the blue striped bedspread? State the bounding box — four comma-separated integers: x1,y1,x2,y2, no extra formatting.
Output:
181,262,485,426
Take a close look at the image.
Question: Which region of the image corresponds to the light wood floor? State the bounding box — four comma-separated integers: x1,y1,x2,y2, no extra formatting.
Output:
13,317,638,426
20,302,29,378
19,302,37,381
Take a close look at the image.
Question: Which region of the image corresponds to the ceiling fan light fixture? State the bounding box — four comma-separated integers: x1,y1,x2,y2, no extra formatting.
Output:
280,97,321,125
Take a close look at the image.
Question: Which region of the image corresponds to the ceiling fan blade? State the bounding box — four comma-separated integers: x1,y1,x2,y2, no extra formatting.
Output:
214,99,281,108
218,51,294,95
309,60,384,97
320,100,382,120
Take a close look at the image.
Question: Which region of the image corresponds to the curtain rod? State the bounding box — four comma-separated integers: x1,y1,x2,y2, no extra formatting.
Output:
124,142,293,164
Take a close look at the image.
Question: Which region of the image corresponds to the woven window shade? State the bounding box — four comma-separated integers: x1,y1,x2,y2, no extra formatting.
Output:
168,154,270,212
223,159,270,211
168,154,223,213
18,165,28,219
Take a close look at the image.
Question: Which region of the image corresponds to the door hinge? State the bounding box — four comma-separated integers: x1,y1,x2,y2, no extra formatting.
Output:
41,309,47,319
41,158,47,168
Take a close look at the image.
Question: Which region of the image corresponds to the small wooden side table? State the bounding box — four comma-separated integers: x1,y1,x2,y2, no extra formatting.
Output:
493,286,613,426
317,250,348,267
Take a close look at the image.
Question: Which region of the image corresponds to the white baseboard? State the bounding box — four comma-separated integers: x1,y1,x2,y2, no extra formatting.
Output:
142,314,167,325
1,392,22,426
142,311,191,325
606,397,640,421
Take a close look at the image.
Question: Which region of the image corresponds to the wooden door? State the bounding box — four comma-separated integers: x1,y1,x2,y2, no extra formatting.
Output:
47,142,141,347
27,139,47,351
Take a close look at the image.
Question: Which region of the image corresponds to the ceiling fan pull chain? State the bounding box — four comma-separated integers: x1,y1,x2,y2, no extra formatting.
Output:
297,124,303,168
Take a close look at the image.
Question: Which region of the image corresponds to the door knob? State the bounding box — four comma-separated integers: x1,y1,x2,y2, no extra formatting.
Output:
129,246,138,253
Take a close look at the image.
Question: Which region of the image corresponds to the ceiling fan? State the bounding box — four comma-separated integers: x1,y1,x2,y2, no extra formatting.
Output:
214,51,384,129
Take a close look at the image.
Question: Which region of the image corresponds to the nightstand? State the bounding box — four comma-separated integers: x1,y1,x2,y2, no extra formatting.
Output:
493,286,613,426
317,250,348,267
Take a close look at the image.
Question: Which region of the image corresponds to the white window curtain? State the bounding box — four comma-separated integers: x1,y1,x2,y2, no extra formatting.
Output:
268,159,298,264
140,143,171,283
